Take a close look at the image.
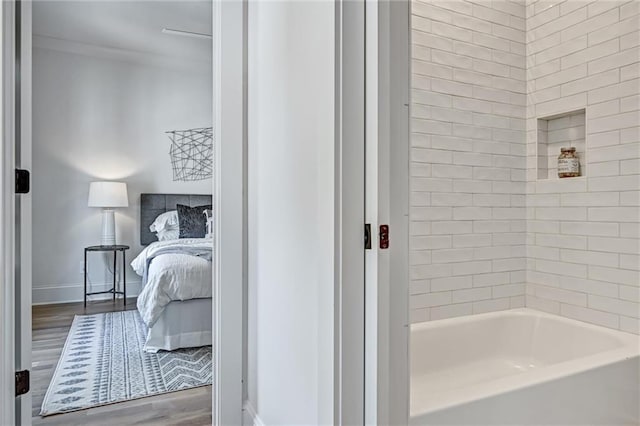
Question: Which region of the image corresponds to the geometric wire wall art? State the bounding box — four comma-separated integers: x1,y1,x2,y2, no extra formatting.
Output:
167,127,213,181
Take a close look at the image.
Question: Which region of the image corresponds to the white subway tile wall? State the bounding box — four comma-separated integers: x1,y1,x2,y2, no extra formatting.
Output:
526,0,640,334
410,0,640,333
410,0,528,323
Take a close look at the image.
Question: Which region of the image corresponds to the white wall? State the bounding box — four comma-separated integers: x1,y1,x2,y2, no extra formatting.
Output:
32,42,212,304
525,0,640,334
409,0,528,322
247,0,334,424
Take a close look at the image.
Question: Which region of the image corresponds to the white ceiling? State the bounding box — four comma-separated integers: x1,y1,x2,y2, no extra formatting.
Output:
33,1,212,61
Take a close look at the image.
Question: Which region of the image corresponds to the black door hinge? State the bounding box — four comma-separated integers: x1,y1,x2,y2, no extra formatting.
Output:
15,370,29,396
15,169,30,194
364,224,372,250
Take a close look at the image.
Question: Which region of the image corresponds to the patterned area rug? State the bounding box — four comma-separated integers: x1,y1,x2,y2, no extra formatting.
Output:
40,310,212,416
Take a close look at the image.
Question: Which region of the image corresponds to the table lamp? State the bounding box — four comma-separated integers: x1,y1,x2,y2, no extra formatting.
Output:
88,181,128,246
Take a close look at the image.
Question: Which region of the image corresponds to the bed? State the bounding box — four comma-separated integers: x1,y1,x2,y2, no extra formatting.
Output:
132,193,213,352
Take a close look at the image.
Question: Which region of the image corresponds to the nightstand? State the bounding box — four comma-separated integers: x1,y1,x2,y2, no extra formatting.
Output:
84,245,130,307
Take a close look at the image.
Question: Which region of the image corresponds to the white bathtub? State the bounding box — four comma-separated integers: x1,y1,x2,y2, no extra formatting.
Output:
411,308,640,425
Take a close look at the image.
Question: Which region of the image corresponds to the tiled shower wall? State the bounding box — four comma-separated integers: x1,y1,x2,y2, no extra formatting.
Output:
525,0,640,333
410,0,640,331
409,0,528,322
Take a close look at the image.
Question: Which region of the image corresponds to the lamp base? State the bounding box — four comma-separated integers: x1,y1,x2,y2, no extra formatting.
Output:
101,209,116,246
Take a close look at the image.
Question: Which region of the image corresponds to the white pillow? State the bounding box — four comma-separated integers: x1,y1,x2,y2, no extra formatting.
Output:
204,209,214,237
149,210,179,233
156,229,180,241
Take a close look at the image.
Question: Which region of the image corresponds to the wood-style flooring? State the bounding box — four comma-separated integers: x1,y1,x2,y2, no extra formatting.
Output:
32,299,212,425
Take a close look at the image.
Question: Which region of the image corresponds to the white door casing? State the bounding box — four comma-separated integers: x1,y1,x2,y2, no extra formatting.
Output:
365,1,379,424
1,2,36,423
335,0,366,423
384,0,410,423
365,1,410,424
213,0,245,424
0,0,16,423
15,0,33,423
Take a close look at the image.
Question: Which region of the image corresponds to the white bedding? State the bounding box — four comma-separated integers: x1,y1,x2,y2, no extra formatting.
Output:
131,238,213,327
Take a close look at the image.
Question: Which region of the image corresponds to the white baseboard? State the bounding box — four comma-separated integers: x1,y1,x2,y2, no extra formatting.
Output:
32,281,142,305
243,400,264,426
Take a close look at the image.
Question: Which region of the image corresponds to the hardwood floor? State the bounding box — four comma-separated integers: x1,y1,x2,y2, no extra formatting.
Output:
32,299,212,425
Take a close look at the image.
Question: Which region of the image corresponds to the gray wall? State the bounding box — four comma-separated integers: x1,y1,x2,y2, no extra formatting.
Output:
32,43,212,304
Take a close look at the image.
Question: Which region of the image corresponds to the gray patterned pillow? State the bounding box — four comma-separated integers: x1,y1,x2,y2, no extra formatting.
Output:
177,204,212,238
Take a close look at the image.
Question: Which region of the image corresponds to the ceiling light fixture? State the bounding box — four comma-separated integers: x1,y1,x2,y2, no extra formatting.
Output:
162,28,212,40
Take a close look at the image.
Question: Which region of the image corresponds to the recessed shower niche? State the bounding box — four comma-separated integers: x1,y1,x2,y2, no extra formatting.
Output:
537,109,586,180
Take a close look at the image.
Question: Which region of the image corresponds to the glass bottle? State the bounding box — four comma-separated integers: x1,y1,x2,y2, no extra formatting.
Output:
558,147,580,178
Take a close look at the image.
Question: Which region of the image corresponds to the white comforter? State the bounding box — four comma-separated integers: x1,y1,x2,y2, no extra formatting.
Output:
131,238,213,326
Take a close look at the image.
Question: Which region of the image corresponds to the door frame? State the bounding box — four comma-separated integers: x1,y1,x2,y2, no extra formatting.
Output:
0,0,33,423
0,0,17,424
0,0,247,424
382,0,410,422
364,1,410,424
213,0,245,425
15,0,33,423
335,0,366,423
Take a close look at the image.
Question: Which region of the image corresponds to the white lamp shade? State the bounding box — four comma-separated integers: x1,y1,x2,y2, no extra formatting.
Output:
88,181,129,208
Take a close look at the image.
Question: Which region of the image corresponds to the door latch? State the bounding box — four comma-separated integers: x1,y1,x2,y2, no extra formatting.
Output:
379,225,389,249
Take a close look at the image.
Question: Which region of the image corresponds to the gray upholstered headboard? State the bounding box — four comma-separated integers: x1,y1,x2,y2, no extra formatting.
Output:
140,193,213,245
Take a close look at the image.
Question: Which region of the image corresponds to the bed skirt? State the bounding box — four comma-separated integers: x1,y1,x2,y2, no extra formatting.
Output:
145,298,212,352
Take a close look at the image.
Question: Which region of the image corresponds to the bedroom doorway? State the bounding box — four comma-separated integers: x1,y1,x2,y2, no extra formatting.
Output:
5,0,246,424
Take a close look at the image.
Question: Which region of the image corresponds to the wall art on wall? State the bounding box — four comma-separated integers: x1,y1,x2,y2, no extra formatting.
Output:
167,127,213,181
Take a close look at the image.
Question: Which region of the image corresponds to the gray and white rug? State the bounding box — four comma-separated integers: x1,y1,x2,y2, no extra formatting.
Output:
40,310,212,416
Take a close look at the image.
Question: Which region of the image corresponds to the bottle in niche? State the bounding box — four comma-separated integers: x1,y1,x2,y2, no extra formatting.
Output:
558,147,580,178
